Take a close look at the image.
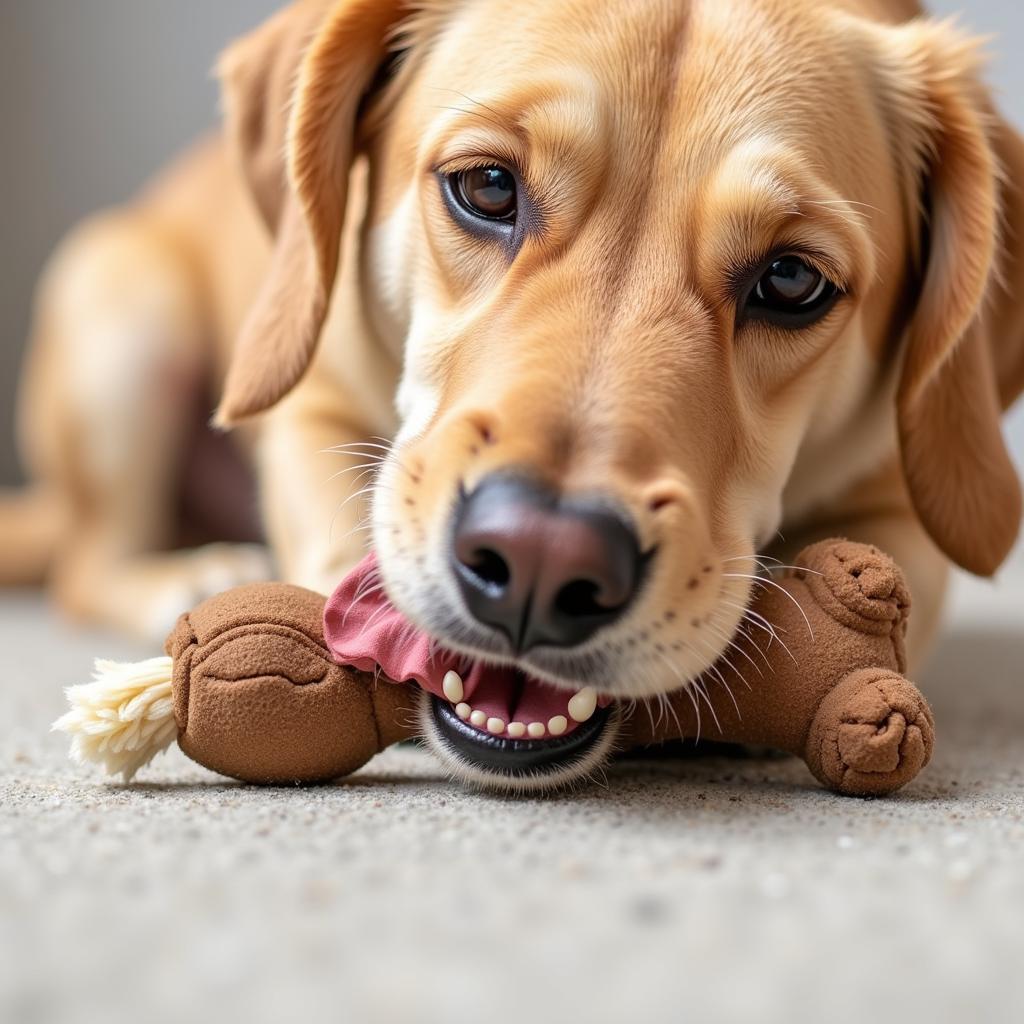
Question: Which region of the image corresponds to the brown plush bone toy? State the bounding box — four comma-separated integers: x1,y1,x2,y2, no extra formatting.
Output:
54,540,934,796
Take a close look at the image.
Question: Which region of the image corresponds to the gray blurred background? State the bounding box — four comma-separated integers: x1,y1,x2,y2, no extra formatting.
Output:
0,0,1022,485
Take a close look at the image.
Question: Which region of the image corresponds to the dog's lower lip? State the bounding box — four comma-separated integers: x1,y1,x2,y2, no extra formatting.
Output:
429,695,612,775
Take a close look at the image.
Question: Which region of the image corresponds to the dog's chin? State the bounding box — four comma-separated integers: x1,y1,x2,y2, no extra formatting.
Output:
418,689,623,793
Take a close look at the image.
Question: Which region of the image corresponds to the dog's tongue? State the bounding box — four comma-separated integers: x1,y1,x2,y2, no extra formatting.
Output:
323,553,447,695
323,554,597,733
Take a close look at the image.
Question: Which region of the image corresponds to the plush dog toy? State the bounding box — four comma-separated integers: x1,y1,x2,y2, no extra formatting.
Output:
54,539,934,796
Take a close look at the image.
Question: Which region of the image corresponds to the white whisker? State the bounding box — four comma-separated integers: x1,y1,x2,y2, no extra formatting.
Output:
693,677,722,734
722,572,814,641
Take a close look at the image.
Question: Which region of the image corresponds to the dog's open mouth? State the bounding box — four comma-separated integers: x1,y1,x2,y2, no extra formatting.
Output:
429,694,615,785
323,554,621,789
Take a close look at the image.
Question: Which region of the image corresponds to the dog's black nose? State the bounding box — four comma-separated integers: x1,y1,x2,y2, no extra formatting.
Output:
451,476,643,651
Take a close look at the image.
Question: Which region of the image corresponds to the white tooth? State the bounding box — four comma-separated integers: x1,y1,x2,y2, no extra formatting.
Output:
487,718,505,735
456,703,472,721
442,671,465,704
507,722,526,739
568,687,597,723
548,716,568,737
470,710,487,727
527,722,546,739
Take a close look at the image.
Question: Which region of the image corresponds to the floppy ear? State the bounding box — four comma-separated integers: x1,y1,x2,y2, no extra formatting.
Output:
215,0,414,425
881,21,1022,576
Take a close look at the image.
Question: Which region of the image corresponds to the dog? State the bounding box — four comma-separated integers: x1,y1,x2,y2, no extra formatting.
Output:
3,0,1023,789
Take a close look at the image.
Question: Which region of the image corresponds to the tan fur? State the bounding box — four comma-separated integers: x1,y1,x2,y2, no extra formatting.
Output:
5,0,1022,724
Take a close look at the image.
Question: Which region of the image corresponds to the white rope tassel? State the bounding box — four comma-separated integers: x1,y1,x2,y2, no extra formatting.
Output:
52,656,178,782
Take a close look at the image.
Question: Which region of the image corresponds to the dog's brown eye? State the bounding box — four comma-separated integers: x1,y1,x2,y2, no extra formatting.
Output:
454,166,517,222
744,256,839,328
758,257,826,306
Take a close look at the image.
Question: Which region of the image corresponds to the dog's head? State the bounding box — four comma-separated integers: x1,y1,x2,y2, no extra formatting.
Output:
218,0,1021,788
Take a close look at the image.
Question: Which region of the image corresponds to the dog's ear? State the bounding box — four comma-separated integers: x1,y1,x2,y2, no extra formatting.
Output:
880,20,1021,575
215,0,416,425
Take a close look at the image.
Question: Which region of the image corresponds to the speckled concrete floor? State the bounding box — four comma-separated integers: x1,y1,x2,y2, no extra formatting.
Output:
1,555,1022,1024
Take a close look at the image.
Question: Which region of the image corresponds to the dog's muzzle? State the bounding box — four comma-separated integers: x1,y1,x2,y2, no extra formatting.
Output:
325,552,623,792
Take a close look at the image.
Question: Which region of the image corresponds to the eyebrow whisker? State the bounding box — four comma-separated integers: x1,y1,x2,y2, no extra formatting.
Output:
432,86,506,123
432,104,507,132
807,198,882,214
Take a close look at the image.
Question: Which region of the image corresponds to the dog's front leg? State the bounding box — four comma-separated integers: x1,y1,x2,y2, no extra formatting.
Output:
257,375,397,596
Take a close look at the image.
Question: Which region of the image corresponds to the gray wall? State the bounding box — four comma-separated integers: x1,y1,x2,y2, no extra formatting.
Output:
1,0,1022,485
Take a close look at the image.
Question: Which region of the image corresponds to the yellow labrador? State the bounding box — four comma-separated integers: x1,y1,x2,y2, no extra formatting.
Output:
3,0,1022,787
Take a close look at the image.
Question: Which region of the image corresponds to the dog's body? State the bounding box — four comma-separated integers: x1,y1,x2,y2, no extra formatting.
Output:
4,0,1024,783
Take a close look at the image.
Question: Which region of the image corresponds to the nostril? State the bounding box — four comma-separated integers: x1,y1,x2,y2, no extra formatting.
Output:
462,547,511,590
451,474,644,650
554,579,618,619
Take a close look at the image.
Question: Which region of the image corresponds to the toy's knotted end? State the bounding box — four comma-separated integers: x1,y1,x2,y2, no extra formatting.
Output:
52,656,178,783
805,667,934,796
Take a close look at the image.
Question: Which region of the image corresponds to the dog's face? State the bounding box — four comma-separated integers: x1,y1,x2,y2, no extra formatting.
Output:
364,0,902,704
218,0,1020,787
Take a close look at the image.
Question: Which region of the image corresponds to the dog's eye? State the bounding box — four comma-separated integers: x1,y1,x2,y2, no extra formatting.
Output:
743,256,839,327
452,166,517,222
